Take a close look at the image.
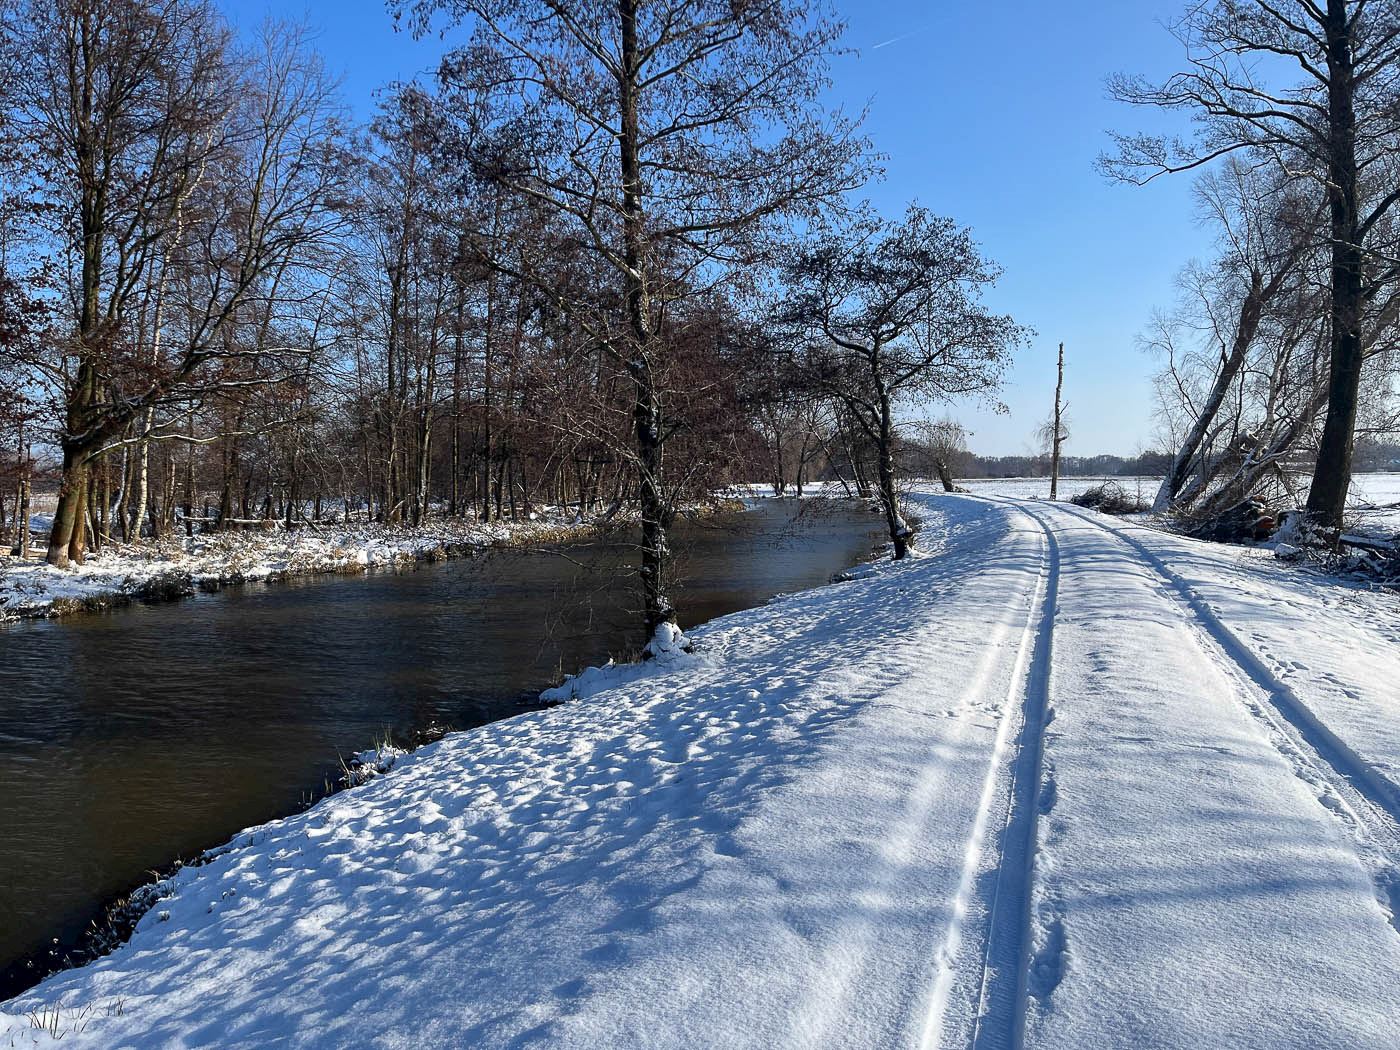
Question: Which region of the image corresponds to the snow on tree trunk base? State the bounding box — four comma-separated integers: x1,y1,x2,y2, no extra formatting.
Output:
1272,509,1332,549
539,623,698,704
643,620,693,661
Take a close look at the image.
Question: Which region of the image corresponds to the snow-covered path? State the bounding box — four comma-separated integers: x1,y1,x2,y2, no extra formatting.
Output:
996,499,1400,1049
4,494,1400,1049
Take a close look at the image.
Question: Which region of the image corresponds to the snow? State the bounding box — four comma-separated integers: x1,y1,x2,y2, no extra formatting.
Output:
642,621,694,660
961,473,1400,537
1347,472,1400,536
956,474,1161,503
0,515,589,623
991,498,1400,1049
4,492,1400,1048
341,742,410,787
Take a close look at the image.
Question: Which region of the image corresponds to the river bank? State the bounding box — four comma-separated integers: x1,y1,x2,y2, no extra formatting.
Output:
0,497,886,1007
0,509,651,624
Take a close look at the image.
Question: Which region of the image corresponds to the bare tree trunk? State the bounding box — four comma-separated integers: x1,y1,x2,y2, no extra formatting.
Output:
84,479,99,555
98,450,110,543
12,432,31,558
1196,380,1330,518
49,380,100,565
184,412,195,536
449,295,464,517
935,459,956,492
46,107,103,568
130,412,153,539
481,270,496,523
415,321,438,525
109,438,130,542
1154,272,1277,511
873,372,910,559
129,217,181,542
163,455,177,535
17,473,31,559
619,0,676,637
49,452,88,566
506,455,519,521
1306,1,1363,529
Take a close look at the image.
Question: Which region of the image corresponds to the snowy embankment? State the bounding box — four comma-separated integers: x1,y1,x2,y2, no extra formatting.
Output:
5,493,1400,1048
0,515,590,623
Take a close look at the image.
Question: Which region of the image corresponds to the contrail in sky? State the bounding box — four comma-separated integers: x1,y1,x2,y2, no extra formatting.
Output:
872,23,933,50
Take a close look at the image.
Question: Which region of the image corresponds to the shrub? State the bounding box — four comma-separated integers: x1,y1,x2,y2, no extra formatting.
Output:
1068,481,1148,515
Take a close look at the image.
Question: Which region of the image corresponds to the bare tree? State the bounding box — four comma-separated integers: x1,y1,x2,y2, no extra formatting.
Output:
1146,213,1400,521
15,0,235,564
400,0,870,641
0,2,45,555
782,205,1026,559
909,418,970,492
13,4,348,564
1105,0,1400,529
1150,163,1319,511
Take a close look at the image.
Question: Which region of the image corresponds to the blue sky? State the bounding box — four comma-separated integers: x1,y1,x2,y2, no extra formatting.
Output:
226,1,1210,457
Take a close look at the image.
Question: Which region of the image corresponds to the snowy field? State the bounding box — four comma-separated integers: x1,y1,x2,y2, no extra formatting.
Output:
4,491,1399,1048
0,514,589,623
956,474,1161,503
1348,473,1400,535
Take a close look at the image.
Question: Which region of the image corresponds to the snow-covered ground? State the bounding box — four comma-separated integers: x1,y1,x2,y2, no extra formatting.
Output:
4,491,1400,1048
956,474,1161,504
959,472,1400,537
0,514,589,623
1348,473,1400,536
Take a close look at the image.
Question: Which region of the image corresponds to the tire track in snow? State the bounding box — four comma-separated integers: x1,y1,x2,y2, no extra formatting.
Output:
791,506,1050,1050
1043,500,1400,933
917,501,1059,1050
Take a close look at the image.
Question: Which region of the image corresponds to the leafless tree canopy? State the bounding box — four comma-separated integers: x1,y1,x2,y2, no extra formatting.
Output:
780,205,1026,558
1106,0,1400,530
0,0,1027,633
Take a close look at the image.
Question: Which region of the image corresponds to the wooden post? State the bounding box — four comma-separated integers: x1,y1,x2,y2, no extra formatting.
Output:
1050,343,1065,501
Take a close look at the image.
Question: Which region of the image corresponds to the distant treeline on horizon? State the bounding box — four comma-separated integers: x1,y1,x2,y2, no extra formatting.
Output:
958,440,1400,480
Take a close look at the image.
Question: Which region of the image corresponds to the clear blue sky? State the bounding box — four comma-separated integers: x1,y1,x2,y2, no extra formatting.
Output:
227,1,1210,457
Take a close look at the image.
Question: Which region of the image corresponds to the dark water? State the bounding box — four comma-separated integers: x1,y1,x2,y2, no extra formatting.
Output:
0,499,883,995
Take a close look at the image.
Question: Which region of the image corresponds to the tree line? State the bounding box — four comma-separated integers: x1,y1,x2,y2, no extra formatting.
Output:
0,0,1024,641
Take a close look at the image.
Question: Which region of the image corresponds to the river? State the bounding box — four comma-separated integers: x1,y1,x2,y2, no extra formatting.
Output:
0,498,883,996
